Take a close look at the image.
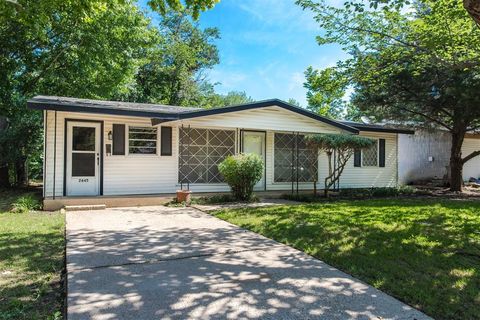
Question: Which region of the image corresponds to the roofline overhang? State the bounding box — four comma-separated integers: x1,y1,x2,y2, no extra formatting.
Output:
350,126,415,134
153,99,359,133
27,99,180,120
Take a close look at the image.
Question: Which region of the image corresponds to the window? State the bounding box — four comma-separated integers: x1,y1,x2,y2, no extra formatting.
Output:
274,133,318,182
178,128,235,184
128,126,157,154
362,140,378,166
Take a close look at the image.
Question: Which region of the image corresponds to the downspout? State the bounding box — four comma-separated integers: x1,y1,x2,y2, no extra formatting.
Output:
53,111,57,200
43,110,47,199
396,133,399,187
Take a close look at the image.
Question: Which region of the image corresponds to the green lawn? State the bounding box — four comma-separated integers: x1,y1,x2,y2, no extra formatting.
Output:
0,190,65,320
213,199,480,320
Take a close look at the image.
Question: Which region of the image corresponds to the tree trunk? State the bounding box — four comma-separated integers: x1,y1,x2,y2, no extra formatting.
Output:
464,0,480,26
450,131,466,192
15,158,27,186
0,164,9,188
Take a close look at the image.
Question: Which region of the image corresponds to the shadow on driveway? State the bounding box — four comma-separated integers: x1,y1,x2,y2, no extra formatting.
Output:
67,206,430,320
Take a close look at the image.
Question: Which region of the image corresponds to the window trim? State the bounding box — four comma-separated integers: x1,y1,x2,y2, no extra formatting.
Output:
126,125,159,156
361,139,379,167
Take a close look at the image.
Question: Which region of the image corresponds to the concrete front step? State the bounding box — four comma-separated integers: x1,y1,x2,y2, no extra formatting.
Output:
64,204,107,211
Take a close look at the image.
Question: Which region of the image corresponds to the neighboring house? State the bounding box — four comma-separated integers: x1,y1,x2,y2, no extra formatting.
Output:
398,129,480,184
28,96,413,209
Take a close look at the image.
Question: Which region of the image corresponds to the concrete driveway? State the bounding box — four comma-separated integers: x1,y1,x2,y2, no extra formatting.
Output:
67,206,431,320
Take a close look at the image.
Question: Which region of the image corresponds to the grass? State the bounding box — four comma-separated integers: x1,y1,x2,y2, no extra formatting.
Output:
0,189,65,320
212,198,480,320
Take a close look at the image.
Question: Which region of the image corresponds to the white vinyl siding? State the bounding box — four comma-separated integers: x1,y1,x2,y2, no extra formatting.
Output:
43,108,400,197
43,110,178,197
398,130,480,183
318,132,398,188
177,106,347,134
463,138,480,180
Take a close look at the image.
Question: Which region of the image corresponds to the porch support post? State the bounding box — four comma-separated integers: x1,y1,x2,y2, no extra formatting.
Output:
180,124,183,190
296,132,299,196
291,131,294,194
187,125,190,191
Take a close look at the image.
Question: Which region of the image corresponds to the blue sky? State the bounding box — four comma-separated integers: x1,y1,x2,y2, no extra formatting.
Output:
197,0,348,106
140,0,349,106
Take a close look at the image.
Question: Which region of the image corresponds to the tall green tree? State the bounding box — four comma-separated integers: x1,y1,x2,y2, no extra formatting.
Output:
0,0,155,186
122,11,220,107
304,66,348,119
297,0,480,191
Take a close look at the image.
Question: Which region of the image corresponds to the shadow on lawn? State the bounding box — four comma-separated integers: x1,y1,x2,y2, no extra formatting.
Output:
66,206,428,320
226,200,480,320
0,224,64,319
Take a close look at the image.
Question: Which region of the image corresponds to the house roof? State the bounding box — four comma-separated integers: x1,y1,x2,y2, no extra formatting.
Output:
153,99,360,133
27,95,413,134
340,121,415,134
27,95,198,119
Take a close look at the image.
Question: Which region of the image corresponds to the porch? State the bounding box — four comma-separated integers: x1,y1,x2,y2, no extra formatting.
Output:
42,190,316,211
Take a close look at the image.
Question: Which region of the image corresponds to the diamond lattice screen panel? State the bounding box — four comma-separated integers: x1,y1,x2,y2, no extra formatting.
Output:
362,141,378,166
179,128,235,184
274,133,318,182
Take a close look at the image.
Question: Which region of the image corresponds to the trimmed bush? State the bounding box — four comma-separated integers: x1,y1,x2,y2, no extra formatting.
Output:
218,153,264,201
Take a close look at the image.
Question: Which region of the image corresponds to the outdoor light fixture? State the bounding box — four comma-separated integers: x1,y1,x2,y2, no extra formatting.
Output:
108,130,112,140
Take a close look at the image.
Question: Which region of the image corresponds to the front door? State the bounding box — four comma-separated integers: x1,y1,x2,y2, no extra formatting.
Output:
66,121,101,196
242,131,266,190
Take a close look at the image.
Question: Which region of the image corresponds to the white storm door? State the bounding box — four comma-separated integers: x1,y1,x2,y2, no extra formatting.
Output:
242,131,266,190
66,122,101,196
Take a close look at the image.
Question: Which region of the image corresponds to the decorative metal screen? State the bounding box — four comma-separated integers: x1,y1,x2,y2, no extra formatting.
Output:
274,133,318,182
179,128,235,184
362,140,378,166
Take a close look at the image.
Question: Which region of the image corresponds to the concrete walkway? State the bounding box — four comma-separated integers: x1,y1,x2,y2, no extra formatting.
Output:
67,206,431,320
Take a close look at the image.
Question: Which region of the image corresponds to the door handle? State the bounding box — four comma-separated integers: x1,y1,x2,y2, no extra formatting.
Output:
97,153,99,165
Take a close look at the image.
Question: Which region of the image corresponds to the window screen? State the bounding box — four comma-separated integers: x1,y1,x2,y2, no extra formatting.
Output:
179,128,235,184
72,153,95,176
128,126,157,154
362,140,378,166
274,133,318,182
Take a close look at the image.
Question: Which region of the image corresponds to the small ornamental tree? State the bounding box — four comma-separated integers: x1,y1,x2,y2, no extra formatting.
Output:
218,153,264,201
304,134,375,196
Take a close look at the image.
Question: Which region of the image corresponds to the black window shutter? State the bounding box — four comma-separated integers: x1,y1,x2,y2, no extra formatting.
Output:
161,127,172,156
379,139,386,167
112,124,125,155
354,149,361,167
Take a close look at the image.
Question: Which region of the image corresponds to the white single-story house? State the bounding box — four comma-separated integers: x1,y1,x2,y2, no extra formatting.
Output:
28,96,414,209
398,129,480,184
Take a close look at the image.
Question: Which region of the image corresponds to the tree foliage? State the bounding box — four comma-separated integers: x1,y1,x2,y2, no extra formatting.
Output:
121,10,220,107
0,0,223,186
305,133,375,195
147,0,220,19
297,0,480,191
304,66,347,119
